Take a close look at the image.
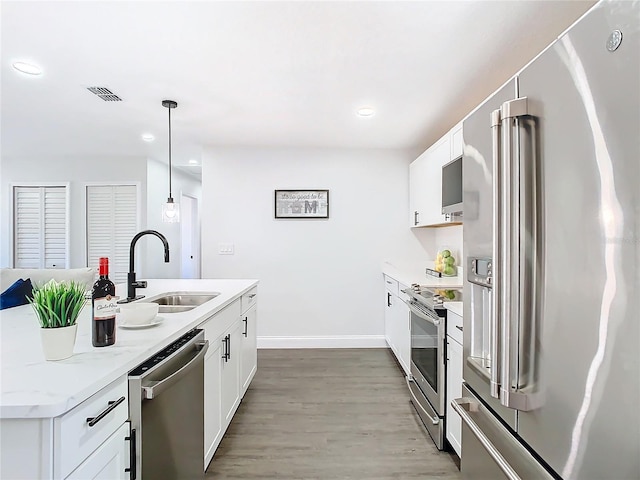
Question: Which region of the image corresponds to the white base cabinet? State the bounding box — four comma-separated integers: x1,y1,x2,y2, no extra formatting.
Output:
0,377,131,480
446,310,463,457
383,275,410,375
240,304,257,395
65,423,129,480
201,288,258,469
221,321,242,429
204,340,223,468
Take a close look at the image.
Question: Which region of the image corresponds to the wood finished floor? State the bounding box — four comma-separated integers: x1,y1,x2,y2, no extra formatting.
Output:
206,348,461,479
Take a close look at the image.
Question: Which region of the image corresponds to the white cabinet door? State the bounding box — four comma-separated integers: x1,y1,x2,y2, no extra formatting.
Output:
65,423,128,480
450,122,463,160
384,288,395,350
240,304,257,396
446,337,463,457
409,151,429,227
204,340,223,468
395,288,411,376
221,322,241,429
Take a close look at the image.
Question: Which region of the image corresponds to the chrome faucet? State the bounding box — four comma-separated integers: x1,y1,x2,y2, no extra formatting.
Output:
120,230,170,303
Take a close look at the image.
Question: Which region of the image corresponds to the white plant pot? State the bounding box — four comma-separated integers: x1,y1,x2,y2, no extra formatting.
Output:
40,324,78,361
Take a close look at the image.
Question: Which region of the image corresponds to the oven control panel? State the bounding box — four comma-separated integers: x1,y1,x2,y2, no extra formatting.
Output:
467,257,492,288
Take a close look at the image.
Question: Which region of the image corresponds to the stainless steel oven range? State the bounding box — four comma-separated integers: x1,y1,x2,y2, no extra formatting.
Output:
402,286,447,450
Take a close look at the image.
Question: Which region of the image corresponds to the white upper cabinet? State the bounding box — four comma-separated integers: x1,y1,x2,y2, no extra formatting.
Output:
409,123,463,227
450,122,463,160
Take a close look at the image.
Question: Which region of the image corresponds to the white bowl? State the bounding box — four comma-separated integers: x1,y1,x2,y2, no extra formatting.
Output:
117,303,159,326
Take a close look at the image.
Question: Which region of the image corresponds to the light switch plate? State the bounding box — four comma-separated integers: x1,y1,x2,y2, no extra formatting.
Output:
218,243,234,255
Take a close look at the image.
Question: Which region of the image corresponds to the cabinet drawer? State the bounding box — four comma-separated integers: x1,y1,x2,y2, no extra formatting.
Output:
241,287,257,313
383,275,398,296
200,299,241,343
55,377,128,479
447,311,463,345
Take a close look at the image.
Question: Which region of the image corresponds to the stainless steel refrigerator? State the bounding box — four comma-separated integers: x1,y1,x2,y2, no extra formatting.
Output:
455,1,639,479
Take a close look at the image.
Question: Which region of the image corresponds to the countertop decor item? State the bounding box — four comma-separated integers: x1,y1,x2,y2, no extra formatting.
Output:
435,247,457,276
29,280,86,361
275,190,329,218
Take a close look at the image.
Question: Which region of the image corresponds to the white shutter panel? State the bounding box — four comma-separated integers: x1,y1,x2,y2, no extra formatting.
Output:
43,187,67,268
86,185,138,284
13,186,68,269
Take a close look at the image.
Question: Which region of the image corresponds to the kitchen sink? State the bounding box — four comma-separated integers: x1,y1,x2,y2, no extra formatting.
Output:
147,292,220,314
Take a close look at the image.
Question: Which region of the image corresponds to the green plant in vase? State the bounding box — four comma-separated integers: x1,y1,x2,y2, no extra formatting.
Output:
29,280,87,360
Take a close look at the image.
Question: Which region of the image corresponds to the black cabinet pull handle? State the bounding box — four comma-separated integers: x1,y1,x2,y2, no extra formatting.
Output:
414,211,419,225
227,334,231,360
243,316,248,337
222,336,228,362
387,292,392,307
456,325,463,332
125,425,137,479
86,396,125,427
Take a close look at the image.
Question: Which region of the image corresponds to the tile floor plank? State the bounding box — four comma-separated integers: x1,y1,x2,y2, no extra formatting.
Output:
206,348,461,479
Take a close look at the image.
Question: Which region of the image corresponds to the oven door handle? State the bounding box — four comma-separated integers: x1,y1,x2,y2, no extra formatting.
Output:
403,299,441,326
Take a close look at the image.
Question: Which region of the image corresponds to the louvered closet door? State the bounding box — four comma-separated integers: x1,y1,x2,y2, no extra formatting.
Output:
86,185,138,284
13,186,68,269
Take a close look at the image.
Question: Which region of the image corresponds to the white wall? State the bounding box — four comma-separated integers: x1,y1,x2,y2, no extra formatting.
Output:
202,147,430,347
143,159,202,279
0,155,147,270
434,224,463,267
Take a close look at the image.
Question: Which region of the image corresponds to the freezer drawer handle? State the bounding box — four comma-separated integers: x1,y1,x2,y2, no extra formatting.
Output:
86,396,126,427
406,377,439,425
452,397,521,480
142,341,209,400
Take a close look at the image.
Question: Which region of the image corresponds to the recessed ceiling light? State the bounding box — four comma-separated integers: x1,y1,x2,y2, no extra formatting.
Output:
142,133,155,142
12,62,43,76
357,107,375,117
188,159,199,165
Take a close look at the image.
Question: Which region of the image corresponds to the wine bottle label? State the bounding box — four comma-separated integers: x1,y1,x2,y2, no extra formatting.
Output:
94,295,118,319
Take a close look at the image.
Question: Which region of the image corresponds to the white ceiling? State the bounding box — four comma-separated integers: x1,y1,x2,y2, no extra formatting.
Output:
1,1,594,176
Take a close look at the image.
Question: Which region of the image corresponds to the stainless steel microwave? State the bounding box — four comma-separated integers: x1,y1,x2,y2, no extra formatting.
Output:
442,156,463,215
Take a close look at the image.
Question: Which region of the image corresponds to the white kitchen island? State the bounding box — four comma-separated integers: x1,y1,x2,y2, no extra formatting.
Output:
0,278,258,479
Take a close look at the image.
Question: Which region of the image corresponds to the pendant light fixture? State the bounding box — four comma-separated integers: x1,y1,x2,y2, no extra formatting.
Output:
161,99,180,223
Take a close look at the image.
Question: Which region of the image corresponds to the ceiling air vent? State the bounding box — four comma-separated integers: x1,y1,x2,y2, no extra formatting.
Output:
87,87,122,102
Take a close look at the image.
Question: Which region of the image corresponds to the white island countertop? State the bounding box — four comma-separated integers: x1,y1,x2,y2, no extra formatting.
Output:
381,260,463,289
0,278,258,419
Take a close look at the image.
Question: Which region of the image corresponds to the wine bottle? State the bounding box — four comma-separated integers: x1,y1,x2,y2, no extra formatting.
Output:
92,257,117,347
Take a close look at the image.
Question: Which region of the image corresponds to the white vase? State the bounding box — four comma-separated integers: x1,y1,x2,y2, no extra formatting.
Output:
40,324,78,361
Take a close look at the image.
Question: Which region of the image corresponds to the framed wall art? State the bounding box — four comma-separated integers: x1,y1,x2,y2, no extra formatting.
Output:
274,190,329,219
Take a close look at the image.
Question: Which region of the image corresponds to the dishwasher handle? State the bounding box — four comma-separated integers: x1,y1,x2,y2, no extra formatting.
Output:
142,340,209,400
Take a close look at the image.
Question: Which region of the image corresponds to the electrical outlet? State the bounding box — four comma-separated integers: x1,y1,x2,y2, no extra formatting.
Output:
218,243,234,255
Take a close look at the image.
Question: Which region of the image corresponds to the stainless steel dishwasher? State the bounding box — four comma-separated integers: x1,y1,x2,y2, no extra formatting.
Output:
128,328,208,479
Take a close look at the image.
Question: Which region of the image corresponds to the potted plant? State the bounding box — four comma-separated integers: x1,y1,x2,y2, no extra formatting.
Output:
28,280,87,361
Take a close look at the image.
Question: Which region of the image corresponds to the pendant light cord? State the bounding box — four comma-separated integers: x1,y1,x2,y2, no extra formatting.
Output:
168,106,172,199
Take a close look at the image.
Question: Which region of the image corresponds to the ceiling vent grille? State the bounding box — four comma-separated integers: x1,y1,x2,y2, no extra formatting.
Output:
87,87,122,102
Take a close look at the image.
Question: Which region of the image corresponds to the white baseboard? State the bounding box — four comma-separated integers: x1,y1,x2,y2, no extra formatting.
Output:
257,335,387,349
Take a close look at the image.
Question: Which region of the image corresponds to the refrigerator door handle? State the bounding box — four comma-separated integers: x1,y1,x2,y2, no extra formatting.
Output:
499,98,542,412
490,108,502,399
453,397,521,480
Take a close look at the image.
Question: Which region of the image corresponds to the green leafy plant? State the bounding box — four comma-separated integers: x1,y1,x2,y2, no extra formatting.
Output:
28,280,87,328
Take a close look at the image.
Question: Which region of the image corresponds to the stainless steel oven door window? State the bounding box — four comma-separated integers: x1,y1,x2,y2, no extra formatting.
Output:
407,300,446,415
